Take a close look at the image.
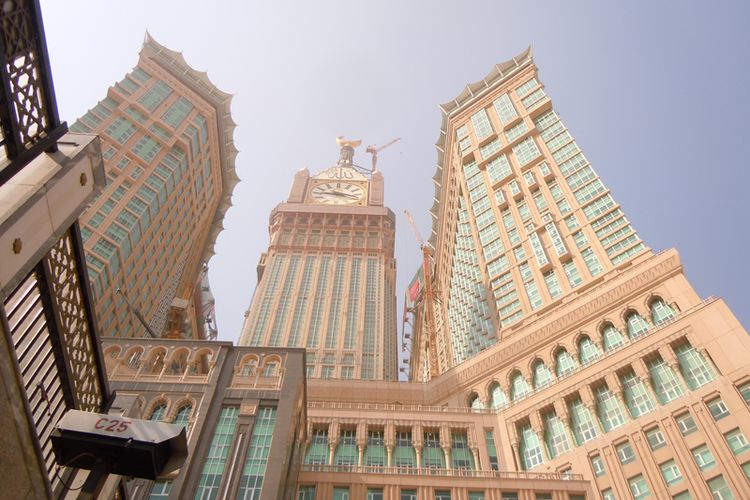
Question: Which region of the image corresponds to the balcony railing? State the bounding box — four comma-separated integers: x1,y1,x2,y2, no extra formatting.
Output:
307,400,495,414
299,463,583,481
0,0,67,185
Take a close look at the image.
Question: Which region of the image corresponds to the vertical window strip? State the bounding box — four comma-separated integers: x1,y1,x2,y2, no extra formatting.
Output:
674,343,715,389
288,256,315,347
361,258,379,379
485,430,500,470
267,255,300,346
249,255,286,345
306,256,330,348
648,359,685,404
569,399,597,445
544,412,572,458
238,407,277,500
324,257,347,349
520,424,544,470
195,407,239,499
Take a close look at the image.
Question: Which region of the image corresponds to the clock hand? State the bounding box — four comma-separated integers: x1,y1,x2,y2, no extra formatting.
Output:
327,190,358,199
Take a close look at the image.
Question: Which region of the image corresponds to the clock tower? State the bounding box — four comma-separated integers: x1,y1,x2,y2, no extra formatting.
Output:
239,139,397,381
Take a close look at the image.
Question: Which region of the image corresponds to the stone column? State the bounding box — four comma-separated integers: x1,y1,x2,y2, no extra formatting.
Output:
579,386,605,435
632,358,660,404
529,412,549,461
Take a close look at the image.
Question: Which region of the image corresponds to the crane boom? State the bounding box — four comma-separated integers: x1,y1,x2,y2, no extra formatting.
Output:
403,210,440,381
366,137,401,172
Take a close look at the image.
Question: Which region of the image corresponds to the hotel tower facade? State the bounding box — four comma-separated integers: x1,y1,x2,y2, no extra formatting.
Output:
72,34,238,340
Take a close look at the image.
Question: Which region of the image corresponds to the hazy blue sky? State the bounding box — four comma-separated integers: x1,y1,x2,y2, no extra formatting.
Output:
41,1,750,344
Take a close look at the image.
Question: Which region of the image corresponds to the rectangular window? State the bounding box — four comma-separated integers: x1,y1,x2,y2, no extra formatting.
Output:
646,427,666,450
725,428,750,455
471,109,493,140
660,459,683,486
493,93,518,124
485,430,499,470
401,491,417,500
513,137,541,166
591,454,605,476
737,381,750,405
708,398,730,420
333,488,349,500
367,489,384,500
487,155,513,184
601,489,615,500
506,120,529,143
582,247,604,276
139,80,173,111
479,138,502,160
435,492,451,500
543,270,562,299
516,78,539,97
707,475,734,500
297,486,316,500
616,441,635,464
132,135,163,163
105,117,137,144
691,444,716,470
676,413,698,436
562,260,583,288
628,474,651,500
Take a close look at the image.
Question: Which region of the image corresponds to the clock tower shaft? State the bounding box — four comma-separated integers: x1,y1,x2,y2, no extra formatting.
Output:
239,142,398,381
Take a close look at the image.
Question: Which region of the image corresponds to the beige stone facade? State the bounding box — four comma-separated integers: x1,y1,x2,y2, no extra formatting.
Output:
73,34,238,340
101,338,306,499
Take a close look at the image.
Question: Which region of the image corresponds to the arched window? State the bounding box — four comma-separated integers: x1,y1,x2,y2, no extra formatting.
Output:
650,298,677,325
173,404,192,430
510,372,530,401
532,360,554,389
555,349,578,377
126,349,143,368
626,311,650,339
165,350,188,375
489,382,509,409
149,402,167,421
147,349,166,374
104,346,121,358
602,323,626,351
578,336,601,364
469,393,484,410
241,358,258,376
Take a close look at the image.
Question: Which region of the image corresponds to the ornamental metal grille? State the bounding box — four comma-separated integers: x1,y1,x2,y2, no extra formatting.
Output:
0,0,66,184
44,230,105,412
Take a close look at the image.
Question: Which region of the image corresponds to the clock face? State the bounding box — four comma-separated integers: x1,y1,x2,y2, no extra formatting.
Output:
310,182,366,205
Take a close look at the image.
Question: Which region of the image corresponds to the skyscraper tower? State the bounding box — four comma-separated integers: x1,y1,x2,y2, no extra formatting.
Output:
239,139,398,381
71,34,239,339
408,47,649,378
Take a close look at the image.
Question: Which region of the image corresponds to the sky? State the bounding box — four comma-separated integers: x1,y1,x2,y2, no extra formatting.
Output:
41,1,750,346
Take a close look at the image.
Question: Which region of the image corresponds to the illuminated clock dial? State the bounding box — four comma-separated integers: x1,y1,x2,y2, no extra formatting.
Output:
310,182,366,205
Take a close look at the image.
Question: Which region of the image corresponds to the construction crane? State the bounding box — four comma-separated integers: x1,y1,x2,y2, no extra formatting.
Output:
366,138,401,172
404,209,440,381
